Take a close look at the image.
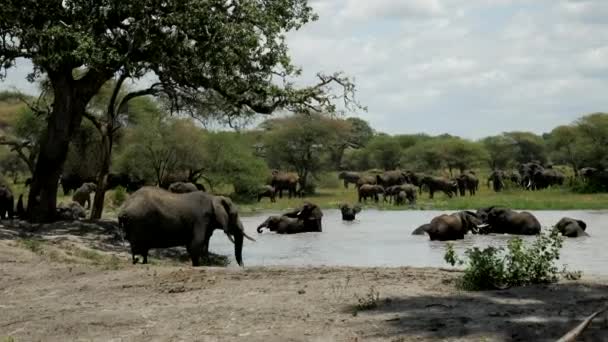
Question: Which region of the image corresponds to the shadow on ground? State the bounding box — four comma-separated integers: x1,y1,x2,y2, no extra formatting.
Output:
356,281,608,341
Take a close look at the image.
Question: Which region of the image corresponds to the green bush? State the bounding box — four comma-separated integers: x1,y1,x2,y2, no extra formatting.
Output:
112,186,127,206
444,228,570,291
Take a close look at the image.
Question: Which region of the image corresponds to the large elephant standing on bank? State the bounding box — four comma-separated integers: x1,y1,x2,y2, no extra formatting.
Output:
518,162,544,190
270,170,299,199
532,168,565,190
455,172,478,196
487,170,505,192
420,176,457,199
476,206,541,235
338,171,360,189
118,187,254,266
376,170,408,188
418,211,484,241
257,202,323,234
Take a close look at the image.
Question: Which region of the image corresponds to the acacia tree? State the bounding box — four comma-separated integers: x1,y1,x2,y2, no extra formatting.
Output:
0,0,363,222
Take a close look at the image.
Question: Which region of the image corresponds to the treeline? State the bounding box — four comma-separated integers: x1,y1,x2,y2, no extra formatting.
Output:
1,89,607,207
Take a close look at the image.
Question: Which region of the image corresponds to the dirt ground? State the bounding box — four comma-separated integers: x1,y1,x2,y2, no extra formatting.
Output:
1,221,608,342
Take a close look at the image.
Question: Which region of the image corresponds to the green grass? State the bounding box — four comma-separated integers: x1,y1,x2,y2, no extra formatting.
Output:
237,183,608,214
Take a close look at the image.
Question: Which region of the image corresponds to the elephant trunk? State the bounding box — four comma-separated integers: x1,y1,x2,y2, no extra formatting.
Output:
234,227,244,267
257,218,269,233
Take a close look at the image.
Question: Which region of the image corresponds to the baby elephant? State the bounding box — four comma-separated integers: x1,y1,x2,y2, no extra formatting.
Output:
72,182,97,209
340,203,361,221
554,217,588,237
257,185,276,202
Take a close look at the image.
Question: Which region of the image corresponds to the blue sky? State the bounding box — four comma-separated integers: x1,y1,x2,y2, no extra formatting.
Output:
2,0,607,139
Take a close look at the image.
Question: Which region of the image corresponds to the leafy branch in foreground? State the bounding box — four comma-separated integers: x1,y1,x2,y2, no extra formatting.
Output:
444,228,577,291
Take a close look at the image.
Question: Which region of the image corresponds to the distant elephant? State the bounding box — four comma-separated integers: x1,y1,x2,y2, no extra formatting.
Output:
505,171,522,189
168,182,199,194
554,217,588,237
118,187,254,266
258,202,323,233
0,185,14,219
356,175,377,188
420,176,457,199
270,170,299,199
412,223,430,235
404,171,426,194
358,184,384,203
579,167,598,181
532,168,565,190
376,170,408,188
257,185,276,203
159,172,190,189
518,162,544,190
476,206,541,235
340,203,361,221
60,173,96,195
487,170,505,192
386,184,417,205
455,172,478,196
338,171,361,189
423,211,484,241
72,182,97,209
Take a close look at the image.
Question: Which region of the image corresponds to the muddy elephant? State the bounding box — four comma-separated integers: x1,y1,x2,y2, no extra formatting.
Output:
257,202,323,234
455,172,478,196
118,187,254,266
358,184,384,203
420,176,457,199
72,182,97,209
56,201,87,221
376,170,408,188
338,171,360,189
257,185,276,203
476,207,541,235
168,182,199,194
554,217,588,237
270,170,299,199
0,185,14,219
423,211,484,241
340,203,361,221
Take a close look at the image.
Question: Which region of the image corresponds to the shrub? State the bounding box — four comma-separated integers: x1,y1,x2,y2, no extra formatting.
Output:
112,186,127,206
444,228,571,291
355,286,380,311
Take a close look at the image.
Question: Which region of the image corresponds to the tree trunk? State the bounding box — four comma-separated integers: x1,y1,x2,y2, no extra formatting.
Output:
91,128,112,219
27,85,87,222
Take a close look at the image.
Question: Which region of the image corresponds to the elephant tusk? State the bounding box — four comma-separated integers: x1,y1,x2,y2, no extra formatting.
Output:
243,231,256,242
225,232,235,244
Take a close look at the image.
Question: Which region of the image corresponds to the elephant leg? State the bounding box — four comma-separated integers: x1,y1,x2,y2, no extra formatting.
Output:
131,246,139,264
142,250,148,264
344,180,348,189
188,227,208,267
429,188,434,199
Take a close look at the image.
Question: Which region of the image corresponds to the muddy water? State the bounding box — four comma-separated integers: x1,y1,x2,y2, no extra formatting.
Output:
209,210,608,275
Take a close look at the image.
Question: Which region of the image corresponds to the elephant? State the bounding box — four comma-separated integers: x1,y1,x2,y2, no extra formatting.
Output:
476,206,541,235
531,168,565,190
422,211,484,241
412,223,430,235
487,170,505,192
338,171,360,189
257,202,323,234
554,217,588,237
376,170,408,188
56,201,87,221
518,162,544,190
579,167,598,181
504,171,522,189
356,175,377,188
403,171,426,194
118,187,254,266
420,176,457,199
168,182,199,194
270,170,299,199
72,182,97,209
340,203,361,221
455,172,478,196
257,185,276,203
386,184,417,205
0,185,14,219
358,184,384,203
107,173,147,193
60,173,96,195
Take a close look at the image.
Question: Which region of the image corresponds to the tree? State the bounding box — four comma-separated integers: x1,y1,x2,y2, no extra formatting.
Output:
345,117,374,148
264,114,343,193
441,138,487,175
366,135,402,170
1,0,363,222
575,113,608,168
0,103,46,176
547,125,585,175
503,132,547,165
482,135,517,170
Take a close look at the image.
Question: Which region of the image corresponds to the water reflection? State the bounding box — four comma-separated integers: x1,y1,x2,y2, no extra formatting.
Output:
210,209,608,275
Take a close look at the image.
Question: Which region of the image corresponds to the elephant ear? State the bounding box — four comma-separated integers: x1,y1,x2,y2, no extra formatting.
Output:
577,220,587,231
212,196,255,242
353,205,362,214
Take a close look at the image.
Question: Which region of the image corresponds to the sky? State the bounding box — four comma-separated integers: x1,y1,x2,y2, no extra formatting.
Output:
1,0,607,139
